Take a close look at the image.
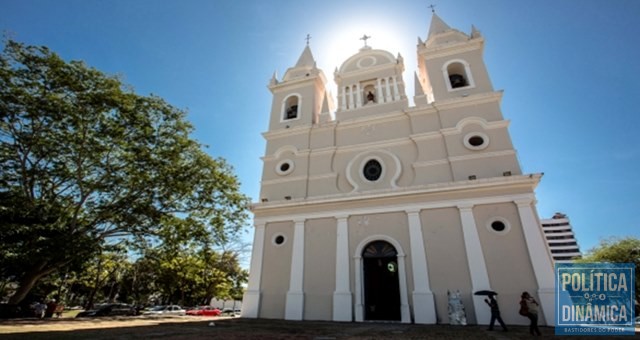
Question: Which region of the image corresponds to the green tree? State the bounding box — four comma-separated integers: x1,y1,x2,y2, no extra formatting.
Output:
577,237,640,307
0,40,249,304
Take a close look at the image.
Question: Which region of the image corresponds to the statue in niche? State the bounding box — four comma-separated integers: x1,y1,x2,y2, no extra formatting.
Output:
366,91,375,103
448,290,468,325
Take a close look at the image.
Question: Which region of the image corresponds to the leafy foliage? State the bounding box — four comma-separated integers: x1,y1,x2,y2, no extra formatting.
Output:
0,39,250,304
577,237,640,307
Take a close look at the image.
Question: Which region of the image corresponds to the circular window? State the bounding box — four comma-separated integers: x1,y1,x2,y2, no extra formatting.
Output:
463,132,489,150
491,221,506,232
486,217,511,235
363,159,382,181
272,234,286,246
275,159,294,176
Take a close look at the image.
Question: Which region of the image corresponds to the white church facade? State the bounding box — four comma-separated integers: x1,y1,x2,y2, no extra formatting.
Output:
242,13,556,326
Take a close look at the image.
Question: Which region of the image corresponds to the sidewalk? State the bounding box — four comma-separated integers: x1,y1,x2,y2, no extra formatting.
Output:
0,317,637,339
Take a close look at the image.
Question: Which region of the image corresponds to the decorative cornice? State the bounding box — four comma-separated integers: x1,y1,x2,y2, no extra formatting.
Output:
334,137,412,154
335,109,407,128
263,125,310,140
434,91,503,111
448,149,516,162
252,174,543,217
412,159,449,168
419,37,484,61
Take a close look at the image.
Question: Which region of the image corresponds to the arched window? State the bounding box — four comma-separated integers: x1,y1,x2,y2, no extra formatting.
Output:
443,60,474,91
283,95,300,120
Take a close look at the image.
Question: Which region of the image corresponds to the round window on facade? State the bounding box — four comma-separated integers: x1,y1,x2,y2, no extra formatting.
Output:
463,132,490,151
272,234,286,246
362,159,383,182
486,217,511,235
275,159,294,176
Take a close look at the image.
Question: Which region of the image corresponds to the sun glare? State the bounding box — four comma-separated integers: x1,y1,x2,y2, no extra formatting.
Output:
312,15,421,106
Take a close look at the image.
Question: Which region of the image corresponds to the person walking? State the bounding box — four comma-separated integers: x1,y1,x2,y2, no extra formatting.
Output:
484,294,507,331
520,291,541,336
34,301,46,319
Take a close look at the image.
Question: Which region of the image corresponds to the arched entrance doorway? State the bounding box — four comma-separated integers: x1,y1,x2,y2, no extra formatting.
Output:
362,240,401,321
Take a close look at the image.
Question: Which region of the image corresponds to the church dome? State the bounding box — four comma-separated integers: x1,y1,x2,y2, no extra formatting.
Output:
337,47,399,75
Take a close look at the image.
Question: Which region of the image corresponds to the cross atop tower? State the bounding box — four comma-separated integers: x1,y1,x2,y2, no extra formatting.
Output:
305,34,311,46
428,4,436,13
360,34,371,47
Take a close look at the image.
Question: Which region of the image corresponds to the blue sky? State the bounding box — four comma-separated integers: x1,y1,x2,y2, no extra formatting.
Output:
1,0,639,256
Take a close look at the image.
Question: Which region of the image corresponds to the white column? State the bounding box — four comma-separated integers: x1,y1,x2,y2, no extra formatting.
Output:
392,75,399,101
348,85,354,110
355,83,362,108
333,215,352,321
396,253,411,323
515,199,556,326
457,204,492,325
242,222,265,318
341,86,346,110
406,210,436,324
354,254,364,322
376,78,385,103
285,218,305,320
385,78,392,102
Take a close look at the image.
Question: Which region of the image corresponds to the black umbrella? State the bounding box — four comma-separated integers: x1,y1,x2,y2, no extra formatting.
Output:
474,290,498,296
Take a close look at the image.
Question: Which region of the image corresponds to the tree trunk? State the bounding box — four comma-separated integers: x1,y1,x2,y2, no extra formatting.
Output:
8,262,55,304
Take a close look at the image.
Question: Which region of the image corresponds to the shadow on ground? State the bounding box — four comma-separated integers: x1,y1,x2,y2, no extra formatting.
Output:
0,317,636,339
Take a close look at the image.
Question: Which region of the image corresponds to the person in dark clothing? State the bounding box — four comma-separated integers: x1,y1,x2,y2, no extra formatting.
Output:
520,291,541,336
484,294,508,331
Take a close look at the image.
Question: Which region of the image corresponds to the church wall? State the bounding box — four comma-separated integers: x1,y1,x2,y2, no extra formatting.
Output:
438,101,503,130
420,207,475,324
335,115,411,147
412,136,448,162
472,203,542,325
445,125,514,157
259,221,294,319
450,155,521,182
309,126,335,150
348,212,414,298
303,218,337,320
265,132,309,156
412,163,453,186
308,151,334,177
407,110,440,135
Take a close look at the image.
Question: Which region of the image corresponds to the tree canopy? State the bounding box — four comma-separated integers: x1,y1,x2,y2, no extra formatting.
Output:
0,39,250,305
576,237,640,308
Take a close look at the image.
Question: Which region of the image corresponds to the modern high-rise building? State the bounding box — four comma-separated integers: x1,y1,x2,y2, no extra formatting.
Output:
243,12,556,326
540,213,581,262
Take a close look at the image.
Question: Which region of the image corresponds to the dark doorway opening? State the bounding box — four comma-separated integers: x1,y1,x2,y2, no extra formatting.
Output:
362,240,401,321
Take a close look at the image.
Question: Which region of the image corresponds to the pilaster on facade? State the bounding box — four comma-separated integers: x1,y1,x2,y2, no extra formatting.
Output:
333,215,352,321
457,204,492,324
514,199,555,326
242,222,265,318
285,218,306,320
406,209,436,324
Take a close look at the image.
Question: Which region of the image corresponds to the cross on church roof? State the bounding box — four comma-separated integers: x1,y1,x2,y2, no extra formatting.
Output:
305,33,311,46
428,4,436,13
360,34,371,47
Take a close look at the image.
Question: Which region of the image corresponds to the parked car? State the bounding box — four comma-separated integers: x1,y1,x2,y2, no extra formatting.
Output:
221,308,241,317
186,306,221,316
142,305,186,316
76,303,136,317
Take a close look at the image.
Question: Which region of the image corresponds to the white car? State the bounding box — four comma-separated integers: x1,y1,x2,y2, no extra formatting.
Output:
142,305,186,316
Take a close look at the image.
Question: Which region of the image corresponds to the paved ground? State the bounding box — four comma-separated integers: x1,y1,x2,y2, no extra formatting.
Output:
0,316,637,339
